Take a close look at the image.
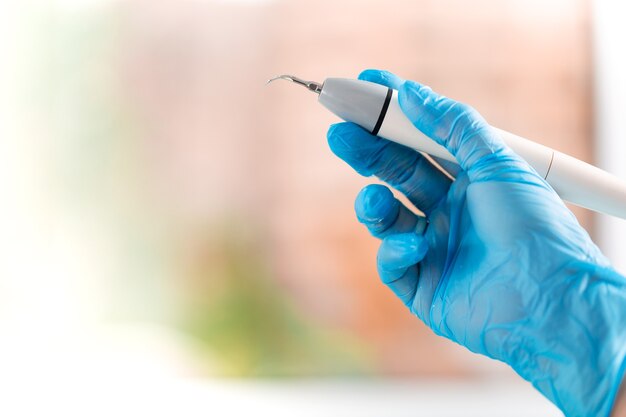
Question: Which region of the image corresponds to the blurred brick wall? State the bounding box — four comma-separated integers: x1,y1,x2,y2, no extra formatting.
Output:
119,0,592,376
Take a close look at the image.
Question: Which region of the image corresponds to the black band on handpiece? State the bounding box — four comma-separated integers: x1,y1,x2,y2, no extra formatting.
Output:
371,88,393,136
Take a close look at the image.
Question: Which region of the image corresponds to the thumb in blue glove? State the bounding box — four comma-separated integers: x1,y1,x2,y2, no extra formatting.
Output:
327,69,626,417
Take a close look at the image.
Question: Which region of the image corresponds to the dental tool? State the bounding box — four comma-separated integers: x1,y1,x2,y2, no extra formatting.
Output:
267,74,626,220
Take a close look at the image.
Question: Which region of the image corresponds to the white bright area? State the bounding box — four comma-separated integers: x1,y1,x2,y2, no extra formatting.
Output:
0,0,624,416
593,1,626,273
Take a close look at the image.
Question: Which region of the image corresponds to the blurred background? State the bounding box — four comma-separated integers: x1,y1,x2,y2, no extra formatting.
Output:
0,0,625,415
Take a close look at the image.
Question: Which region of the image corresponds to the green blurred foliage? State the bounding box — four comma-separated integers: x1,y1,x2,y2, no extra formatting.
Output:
29,4,372,377
182,227,371,377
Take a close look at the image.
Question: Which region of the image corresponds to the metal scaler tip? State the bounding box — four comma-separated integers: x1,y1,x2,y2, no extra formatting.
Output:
266,74,323,94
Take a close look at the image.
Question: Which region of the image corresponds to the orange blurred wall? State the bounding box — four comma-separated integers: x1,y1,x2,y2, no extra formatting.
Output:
118,0,593,376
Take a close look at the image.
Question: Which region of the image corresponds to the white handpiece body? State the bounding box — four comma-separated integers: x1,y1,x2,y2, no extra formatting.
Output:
319,78,626,220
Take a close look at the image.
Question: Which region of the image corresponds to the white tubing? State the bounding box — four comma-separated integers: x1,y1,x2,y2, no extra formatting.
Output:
547,151,626,220
493,128,554,178
320,79,626,219
377,91,626,219
378,92,556,177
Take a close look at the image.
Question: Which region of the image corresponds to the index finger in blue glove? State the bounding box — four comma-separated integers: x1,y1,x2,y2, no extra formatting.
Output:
398,80,522,179
328,122,452,215
358,69,404,90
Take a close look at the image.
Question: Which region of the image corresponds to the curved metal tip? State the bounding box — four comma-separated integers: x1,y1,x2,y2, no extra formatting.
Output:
266,74,296,84
266,74,322,94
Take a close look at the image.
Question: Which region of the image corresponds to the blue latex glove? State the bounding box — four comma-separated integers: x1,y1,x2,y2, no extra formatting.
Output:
327,69,626,417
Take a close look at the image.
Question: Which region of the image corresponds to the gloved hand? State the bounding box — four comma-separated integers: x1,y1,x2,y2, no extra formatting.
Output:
327,69,626,417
